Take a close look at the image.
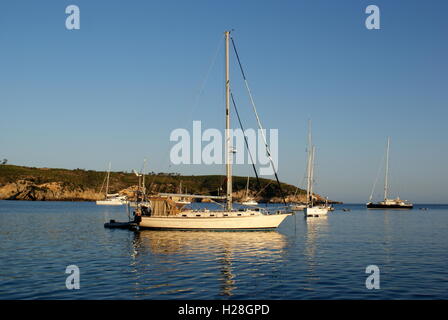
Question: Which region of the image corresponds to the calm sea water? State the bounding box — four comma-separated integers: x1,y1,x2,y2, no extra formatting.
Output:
0,200,447,300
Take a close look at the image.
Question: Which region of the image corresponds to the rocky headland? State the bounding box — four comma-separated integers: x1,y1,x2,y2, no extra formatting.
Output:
0,165,339,204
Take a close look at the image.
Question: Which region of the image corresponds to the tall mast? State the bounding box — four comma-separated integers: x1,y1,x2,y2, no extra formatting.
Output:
310,146,315,207
384,137,390,200
306,150,311,205
142,158,147,197
225,31,232,211
306,120,312,206
106,162,111,196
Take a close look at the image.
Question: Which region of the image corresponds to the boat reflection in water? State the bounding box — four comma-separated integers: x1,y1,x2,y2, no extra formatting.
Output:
130,230,288,297
303,216,329,291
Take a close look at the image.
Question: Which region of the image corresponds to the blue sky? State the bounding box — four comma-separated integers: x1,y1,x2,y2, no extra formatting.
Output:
0,0,447,203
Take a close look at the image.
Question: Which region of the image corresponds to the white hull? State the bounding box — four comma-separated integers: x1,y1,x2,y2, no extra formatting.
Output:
96,200,125,206
96,195,128,206
304,206,329,217
241,201,258,206
176,201,191,205
139,213,290,230
291,204,306,211
129,201,150,208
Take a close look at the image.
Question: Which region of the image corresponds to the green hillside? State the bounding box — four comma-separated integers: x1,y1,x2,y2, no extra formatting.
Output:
0,164,306,201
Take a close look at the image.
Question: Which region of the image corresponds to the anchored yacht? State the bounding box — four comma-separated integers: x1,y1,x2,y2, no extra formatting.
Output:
134,31,290,230
303,121,331,217
367,138,413,209
96,163,127,205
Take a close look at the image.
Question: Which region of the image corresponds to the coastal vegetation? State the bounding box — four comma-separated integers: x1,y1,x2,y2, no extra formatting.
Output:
0,164,333,203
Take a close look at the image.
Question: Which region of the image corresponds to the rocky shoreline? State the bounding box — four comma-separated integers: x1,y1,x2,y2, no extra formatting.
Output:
0,180,103,201
0,179,340,204
0,165,341,204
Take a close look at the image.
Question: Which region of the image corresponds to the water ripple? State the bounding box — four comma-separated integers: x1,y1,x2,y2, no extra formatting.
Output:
0,201,447,299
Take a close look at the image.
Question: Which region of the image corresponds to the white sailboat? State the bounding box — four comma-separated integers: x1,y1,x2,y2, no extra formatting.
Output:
241,176,258,206
128,163,151,208
303,121,330,217
96,194,127,206
175,182,191,205
96,162,127,206
366,137,413,209
136,31,290,230
291,203,307,211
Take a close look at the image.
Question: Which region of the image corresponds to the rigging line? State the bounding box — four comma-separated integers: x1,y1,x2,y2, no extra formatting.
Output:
208,198,226,209
147,35,224,190
98,163,109,195
99,173,107,195
292,147,308,200
191,35,224,119
230,91,262,191
294,150,309,197
230,36,287,206
369,152,386,201
293,174,307,198
254,180,272,197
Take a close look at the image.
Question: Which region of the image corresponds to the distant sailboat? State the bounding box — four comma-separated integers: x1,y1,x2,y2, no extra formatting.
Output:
96,162,127,206
128,161,150,208
303,121,331,217
241,176,258,206
291,203,306,211
366,137,413,209
175,182,191,205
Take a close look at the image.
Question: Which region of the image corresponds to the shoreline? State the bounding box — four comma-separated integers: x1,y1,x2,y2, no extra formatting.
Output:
0,198,343,204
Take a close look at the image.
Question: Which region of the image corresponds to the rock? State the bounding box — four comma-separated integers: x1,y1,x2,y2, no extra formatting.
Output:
0,179,103,201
